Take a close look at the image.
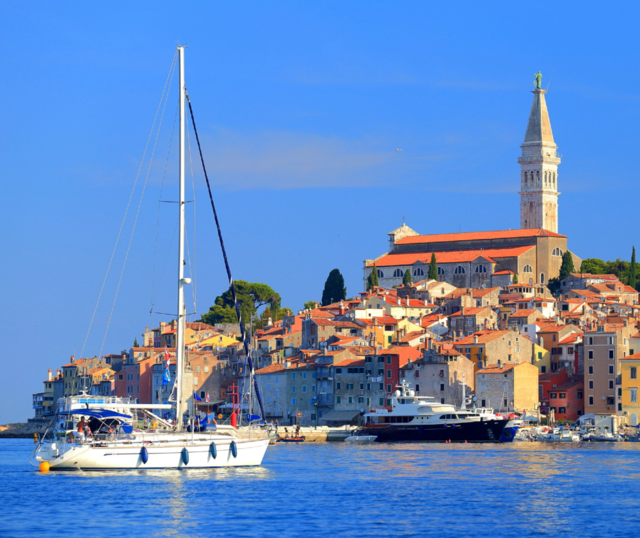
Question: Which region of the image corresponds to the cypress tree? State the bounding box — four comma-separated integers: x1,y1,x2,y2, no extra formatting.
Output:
367,263,379,291
403,269,412,286
322,269,347,306
630,246,637,291
559,251,575,280
133,337,139,347
428,253,438,281
512,273,518,284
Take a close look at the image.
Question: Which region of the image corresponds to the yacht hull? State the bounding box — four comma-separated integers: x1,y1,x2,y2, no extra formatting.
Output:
35,436,269,470
362,419,510,443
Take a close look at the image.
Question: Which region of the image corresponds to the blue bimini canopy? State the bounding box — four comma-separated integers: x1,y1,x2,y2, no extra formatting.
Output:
62,409,132,420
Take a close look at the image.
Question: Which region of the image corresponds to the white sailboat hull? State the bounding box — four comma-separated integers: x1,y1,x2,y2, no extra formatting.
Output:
35,435,269,470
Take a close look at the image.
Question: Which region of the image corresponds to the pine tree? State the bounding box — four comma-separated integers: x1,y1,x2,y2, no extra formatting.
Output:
428,253,438,281
322,269,347,306
559,251,575,280
133,337,139,347
630,246,637,291
403,269,412,286
367,263,379,291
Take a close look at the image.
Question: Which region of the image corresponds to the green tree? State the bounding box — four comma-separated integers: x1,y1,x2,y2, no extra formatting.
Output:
199,280,281,327
559,251,575,280
547,277,561,296
428,253,438,281
322,269,347,306
512,273,518,284
630,247,637,291
367,263,379,291
303,301,316,310
580,258,606,275
403,269,412,285
133,337,139,347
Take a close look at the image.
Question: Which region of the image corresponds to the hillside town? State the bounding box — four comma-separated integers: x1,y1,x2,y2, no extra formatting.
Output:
32,270,640,429
30,75,640,432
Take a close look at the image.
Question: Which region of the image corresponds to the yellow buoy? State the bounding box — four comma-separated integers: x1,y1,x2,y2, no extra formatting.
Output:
39,462,50,473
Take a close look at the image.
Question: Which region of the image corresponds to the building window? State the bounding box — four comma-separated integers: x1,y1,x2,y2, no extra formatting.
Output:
609,380,614,390
387,384,392,392
609,349,615,359
292,386,296,393
454,266,466,275
609,365,615,375
588,366,594,374
336,382,341,390
577,391,583,399
540,273,545,284
440,383,445,391
393,269,404,278
292,372,296,379
377,269,384,278
523,265,532,273
475,265,487,273
589,380,594,389
588,351,594,359
552,248,563,257
302,385,307,393
588,396,594,406
559,407,566,414
413,267,424,277
631,388,638,403
632,367,637,380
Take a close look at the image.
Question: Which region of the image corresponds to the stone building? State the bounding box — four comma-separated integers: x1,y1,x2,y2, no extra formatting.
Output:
364,80,581,290
400,346,475,407
475,362,539,413
453,330,533,371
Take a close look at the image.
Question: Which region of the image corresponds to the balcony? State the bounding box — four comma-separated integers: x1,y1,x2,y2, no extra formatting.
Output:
315,394,334,407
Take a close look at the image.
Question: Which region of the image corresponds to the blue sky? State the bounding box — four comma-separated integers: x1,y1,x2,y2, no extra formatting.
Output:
1,2,639,423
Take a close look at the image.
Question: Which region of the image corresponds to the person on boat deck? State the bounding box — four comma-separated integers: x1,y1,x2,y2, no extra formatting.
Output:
77,417,87,434
205,412,217,426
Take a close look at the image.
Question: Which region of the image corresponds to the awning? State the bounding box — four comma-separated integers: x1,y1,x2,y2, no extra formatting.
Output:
320,410,361,422
60,409,132,420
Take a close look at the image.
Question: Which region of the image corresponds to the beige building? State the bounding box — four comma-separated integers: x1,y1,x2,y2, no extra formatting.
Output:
453,330,533,372
400,346,475,407
583,324,633,414
475,362,539,413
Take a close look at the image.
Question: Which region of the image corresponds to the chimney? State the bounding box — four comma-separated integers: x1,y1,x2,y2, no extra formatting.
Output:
48,369,52,381
498,359,502,368
267,317,273,327
145,326,149,333
70,355,75,364
473,335,479,344
57,369,61,376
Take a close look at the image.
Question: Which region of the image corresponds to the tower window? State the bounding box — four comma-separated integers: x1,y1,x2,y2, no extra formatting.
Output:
552,248,563,257
393,269,403,278
377,269,384,278
454,266,466,275
413,267,424,277
475,265,487,273
523,265,532,273
540,273,545,284
437,267,444,275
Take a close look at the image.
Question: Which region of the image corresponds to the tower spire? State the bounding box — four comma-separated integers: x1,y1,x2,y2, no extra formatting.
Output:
518,73,560,234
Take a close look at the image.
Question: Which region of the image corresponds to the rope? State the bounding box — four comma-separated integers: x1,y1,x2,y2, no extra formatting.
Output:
80,50,178,360
185,90,266,424
99,52,177,358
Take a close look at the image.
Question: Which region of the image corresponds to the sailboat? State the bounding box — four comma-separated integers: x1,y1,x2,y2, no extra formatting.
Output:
31,46,270,470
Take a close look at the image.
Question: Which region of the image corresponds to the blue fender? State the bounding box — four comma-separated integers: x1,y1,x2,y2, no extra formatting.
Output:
140,446,149,465
181,447,189,465
209,442,217,459
230,441,237,458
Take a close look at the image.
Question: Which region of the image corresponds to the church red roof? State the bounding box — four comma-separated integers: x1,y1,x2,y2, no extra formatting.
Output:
396,228,565,245
368,246,534,268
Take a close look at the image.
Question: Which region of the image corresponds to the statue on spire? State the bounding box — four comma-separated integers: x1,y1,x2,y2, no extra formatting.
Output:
533,71,542,89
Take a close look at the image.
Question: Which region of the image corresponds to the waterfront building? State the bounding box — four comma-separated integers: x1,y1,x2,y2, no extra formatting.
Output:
285,362,318,426
583,324,633,414
255,363,287,423
475,362,539,413
620,353,640,426
400,345,474,406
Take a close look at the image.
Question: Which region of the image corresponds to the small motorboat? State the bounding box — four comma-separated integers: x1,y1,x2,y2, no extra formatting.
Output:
344,432,377,443
276,435,305,443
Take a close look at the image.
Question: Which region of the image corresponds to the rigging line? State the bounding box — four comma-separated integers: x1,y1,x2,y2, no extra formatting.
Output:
80,50,178,360
150,219,179,315
186,111,197,319
150,101,179,316
99,54,177,358
185,91,267,424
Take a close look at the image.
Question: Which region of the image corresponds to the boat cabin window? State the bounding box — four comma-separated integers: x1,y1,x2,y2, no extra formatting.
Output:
439,414,458,420
382,416,412,424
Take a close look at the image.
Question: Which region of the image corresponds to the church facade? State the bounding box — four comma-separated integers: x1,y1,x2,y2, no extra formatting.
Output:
364,79,580,290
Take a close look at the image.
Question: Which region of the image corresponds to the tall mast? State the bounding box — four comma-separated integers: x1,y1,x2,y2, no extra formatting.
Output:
175,45,186,430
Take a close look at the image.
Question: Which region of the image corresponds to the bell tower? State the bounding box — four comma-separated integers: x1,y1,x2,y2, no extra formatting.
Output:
519,72,560,233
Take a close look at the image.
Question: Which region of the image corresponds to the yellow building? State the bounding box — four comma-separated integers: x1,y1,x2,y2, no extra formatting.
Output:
532,343,551,374
620,353,640,425
196,333,240,350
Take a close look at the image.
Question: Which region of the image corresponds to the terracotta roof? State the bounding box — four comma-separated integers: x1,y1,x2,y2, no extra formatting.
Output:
449,307,494,317
472,287,500,298
559,333,582,345
569,273,618,281
335,358,365,367
396,228,566,245
509,309,540,318
492,270,514,275
455,330,512,345
477,363,518,374
620,352,640,361
537,325,569,333
367,246,534,268
312,319,362,329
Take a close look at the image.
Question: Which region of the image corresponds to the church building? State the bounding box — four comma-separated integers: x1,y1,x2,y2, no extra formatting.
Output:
364,77,581,290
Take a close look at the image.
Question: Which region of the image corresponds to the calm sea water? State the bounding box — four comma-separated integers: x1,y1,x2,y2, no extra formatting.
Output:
3,439,640,537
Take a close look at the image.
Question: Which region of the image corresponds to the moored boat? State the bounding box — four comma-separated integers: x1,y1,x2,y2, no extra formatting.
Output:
361,381,512,443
